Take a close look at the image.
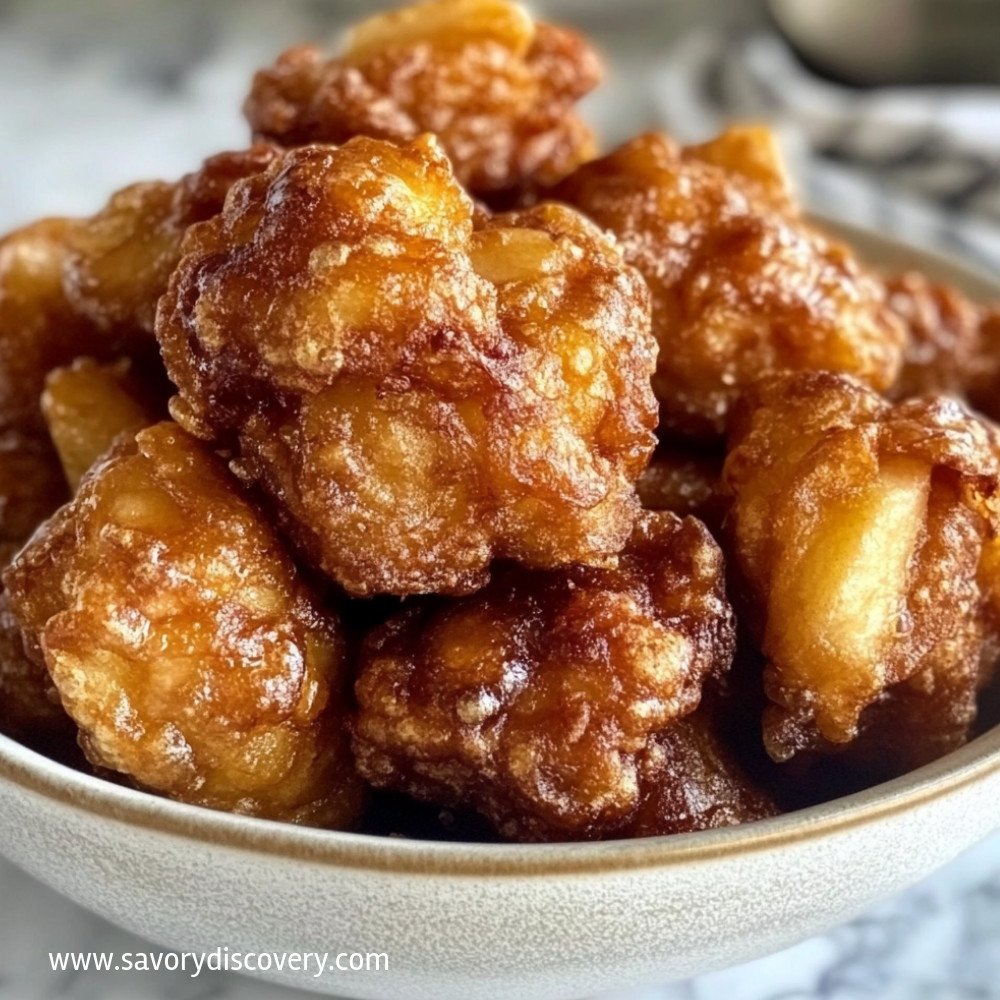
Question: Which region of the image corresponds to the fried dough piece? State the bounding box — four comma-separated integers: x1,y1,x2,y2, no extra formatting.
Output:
629,707,778,838
3,423,364,827
158,136,657,597
553,129,905,439
637,443,727,531
0,358,159,741
0,426,66,544
0,219,100,430
0,221,78,542
885,270,1000,420
244,0,601,202
723,372,1000,764
63,145,280,338
42,358,163,490
0,542,72,741
352,512,737,841
974,312,1000,420
0,151,278,541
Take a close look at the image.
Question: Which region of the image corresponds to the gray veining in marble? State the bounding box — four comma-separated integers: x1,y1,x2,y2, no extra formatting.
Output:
1,2,998,998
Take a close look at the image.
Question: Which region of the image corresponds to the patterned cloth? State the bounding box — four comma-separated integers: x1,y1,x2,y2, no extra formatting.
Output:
640,30,1000,273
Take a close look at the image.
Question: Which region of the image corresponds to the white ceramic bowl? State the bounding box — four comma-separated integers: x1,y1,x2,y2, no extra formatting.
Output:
1,222,998,1000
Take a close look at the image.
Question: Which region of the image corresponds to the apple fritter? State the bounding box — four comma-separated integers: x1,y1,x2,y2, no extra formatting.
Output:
630,706,778,838
723,371,1000,764
0,542,72,742
244,0,601,202
552,128,905,439
0,151,279,544
63,144,280,338
351,511,737,841
157,136,658,597
0,426,66,545
0,219,103,431
3,423,364,827
885,269,1000,421
636,443,727,532
42,358,163,490
0,221,79,542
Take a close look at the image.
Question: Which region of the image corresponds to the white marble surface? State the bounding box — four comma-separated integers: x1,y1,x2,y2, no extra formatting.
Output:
1,833,998,1000
1,1,998,998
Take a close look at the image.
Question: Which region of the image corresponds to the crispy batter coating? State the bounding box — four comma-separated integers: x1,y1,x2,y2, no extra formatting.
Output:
351,511,737,841
158,136,657,596
0,219,101,430
885,270,1000,420
630,705,778,837
63,145,281,338
3,423,364,826
0,220,82,543
553,129,905,439
0,149,276,432
0,426,66,544
0,170,235,543
974,312,1000,420
0,543,72,741
886,270,984,399
723,371,1000,763
243,0,601,201
42,358,163,490
637,443,728,532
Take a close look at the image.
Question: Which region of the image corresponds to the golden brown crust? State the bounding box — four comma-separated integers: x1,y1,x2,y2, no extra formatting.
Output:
63,145,281,338
971,310,1000,420
885,270,986,401
157,136,658,596
884,270,1000,424
0,542,72,741
0,219,99,431
351,511,736,841
630,707,778,837
0,427,66,545
553,129,905,439
243,0,601,200
42,358,165,491
0,149,274,546
636,443,728,532
723,371,1000,763
3,423,364,827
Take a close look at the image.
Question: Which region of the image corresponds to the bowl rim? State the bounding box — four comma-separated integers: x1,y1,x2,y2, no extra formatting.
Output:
2,724,999,876
2,217,999,879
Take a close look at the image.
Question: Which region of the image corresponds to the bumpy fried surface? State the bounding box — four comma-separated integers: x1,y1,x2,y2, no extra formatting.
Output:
0,427,66,544
637,443,727,532
244,0,601,201
0,542,72,741
885,270,1000,419
3,423,364,826
974,313,1000,421
886,270,984,399
0,219,101,430
0,221,82,542
553,129,905,439
158,136,657,596
723,371,1000,764
630,705,778,837
0,160,251,542
352,511,736,841
42,358,163,490
63,145,280,338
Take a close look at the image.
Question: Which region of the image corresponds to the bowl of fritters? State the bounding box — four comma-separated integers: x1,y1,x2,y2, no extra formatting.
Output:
1,1,999,998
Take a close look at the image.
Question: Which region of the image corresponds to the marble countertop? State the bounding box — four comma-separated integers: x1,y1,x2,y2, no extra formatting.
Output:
1,832,998,1000
1,1,998,998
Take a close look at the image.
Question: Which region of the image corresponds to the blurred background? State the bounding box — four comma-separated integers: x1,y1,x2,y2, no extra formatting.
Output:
2,0,1000,268
1,1,999,998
